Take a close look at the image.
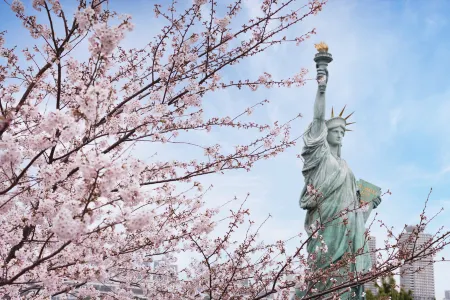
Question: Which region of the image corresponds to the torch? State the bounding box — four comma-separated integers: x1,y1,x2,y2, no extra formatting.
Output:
313,42,332,92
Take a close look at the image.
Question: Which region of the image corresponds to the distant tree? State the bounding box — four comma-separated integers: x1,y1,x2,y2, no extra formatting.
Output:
366,276,413,300
365,290,376,300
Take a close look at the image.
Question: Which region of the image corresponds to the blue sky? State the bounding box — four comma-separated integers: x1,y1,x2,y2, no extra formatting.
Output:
2,0,450,298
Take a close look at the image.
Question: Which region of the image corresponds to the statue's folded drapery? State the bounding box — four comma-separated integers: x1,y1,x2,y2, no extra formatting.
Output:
299,122,371,273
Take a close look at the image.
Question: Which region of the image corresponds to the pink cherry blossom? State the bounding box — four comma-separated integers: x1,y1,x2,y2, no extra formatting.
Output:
11,0,24,14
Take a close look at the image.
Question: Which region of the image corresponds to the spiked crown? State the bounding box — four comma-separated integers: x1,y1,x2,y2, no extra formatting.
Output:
325,105,355,131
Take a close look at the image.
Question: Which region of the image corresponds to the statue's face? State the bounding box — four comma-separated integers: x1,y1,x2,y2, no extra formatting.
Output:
327,126,345,146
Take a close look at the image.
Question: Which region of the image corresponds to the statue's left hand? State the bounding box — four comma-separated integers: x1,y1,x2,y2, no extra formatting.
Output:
372,196,382,209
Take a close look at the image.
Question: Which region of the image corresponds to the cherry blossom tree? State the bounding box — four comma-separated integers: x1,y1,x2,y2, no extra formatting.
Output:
0,0,449,299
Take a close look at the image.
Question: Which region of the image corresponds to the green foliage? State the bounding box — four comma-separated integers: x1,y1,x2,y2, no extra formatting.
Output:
365,290,376,300
365,276,413,300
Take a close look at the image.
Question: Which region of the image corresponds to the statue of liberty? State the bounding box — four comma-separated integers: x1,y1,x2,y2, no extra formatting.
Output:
295,43,381,299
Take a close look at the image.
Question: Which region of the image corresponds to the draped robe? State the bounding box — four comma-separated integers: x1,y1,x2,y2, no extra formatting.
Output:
298,122,371,298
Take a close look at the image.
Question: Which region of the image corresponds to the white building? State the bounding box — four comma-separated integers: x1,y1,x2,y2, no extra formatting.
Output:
51,258,178,299
399,225,435,300
364,235,379,296
444,290,450,300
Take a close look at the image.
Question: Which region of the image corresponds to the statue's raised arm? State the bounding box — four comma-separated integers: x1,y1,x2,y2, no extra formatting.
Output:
310,42,333,139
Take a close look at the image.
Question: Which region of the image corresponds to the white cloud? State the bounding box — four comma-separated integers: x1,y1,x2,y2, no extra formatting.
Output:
389,108,403,130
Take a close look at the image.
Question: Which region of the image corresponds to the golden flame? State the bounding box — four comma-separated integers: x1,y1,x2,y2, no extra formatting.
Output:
314,42,328,53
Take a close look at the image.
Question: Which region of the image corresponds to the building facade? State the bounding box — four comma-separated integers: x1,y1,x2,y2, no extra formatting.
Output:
364,235,379,296
443,290,450,300
51,258,178,299
399,225,435,300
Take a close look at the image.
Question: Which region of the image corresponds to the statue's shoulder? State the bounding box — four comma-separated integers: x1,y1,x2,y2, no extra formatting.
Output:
338,158,353,172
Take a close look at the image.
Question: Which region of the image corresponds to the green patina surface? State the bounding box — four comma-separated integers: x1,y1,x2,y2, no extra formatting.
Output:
294,46,382,300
